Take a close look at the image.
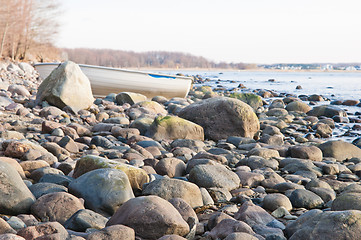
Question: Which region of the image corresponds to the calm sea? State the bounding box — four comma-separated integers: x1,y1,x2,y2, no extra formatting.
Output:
160,70,361,102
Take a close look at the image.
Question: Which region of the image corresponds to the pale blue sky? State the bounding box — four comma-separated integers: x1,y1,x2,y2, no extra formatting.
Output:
57,0,361,64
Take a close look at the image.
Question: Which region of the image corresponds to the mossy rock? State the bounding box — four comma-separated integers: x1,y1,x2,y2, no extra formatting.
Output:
286,101,311,113
146,115,204,141
129,117,154,135
131,101,167,115
73,155,149,191
116,92,147,105
198,86,213,94
229,92,263,110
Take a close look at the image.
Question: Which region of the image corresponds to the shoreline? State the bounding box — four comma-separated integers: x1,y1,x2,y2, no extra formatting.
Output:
127,67,361,73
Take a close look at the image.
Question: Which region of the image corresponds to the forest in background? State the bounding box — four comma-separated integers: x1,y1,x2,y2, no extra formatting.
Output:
61,48,257,69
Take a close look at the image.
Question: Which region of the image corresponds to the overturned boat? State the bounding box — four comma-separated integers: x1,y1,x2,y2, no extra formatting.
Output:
34,63,193,98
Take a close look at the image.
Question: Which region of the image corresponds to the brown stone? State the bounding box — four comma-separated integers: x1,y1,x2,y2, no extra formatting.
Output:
31,192,84,224
87,224,135,240
178,97,260,141
17,222,69,240
106,196,189,239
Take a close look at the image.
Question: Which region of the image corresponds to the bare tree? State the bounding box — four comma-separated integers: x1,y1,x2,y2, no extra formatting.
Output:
0,0,61,61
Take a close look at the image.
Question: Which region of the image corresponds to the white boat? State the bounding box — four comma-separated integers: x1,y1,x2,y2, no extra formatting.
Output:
33,63,193,98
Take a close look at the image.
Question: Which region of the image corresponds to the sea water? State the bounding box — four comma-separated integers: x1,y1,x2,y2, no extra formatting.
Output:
157,70,361,142
161,70,361,101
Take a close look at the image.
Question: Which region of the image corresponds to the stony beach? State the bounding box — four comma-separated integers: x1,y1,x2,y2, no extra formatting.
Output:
1,61,361,240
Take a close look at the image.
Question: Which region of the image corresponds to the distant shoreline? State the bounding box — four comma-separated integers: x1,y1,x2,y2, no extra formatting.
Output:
128,67,361,73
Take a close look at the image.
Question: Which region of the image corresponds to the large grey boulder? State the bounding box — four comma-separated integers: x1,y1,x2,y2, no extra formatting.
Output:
285,209,361,240
307,105,347,118
289,189,324,209
64,209,108,232
17,222,69,240
0,162,36,215
106,196,189,239
286,101,311,113
31,192,84,224
72,155,149,191
142,178,203,208
146,115,204,141
36,61,94,112
188,164,240,191
331,192,361,211
178,97,260,141
69,168,134,216
116,92,147,105
87,224,135,240
318,140,361,161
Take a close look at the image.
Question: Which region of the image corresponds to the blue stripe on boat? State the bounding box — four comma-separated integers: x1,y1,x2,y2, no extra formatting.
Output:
148,74,176,79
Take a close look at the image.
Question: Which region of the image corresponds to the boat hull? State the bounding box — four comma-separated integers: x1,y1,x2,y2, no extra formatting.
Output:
34,63,193,99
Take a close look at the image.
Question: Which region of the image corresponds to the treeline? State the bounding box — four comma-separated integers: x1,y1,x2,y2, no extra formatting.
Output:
0,0,60,61
62,48,256,69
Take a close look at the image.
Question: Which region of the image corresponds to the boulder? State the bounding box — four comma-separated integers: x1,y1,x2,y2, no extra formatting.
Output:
87,224,135,240
72,155,149,191
116,92,147,105
0,157,25,178
318,140,361,161
262,193,292,212
142,178,203,208
146,116,204,141
29,182,68,199
178,97,260,140
170,139,206,152
158,235,187,240
286,101,311,113
248,148,280,159
314,123,332,138
0,130,25,140
0,162,36,215
168,198,198,223
307,105,347,118
63,209,108,232
36,61,94,112
229,92,263,110
280,158,322,176
154,157,186,177
16,222,69,240
8,84,30,97
236,171,265,188
234,201,278,227
246,156,279,170
208,218,255,239
189,164,240,191
285,210,361,240
31,192,84,224
331,192,361,211
224,232,259,240
0,218,16,234
208,212,234,230
106,196,189,239
129,117,154,135
130,100,167,115
0,96,14,107
288,145,323,161
289,189,324,209
69,168,134,216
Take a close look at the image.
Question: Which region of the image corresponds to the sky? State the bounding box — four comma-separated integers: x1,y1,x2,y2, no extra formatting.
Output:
57,0,361,64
